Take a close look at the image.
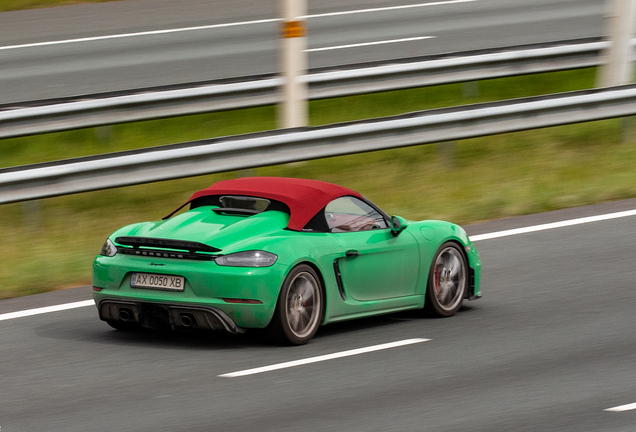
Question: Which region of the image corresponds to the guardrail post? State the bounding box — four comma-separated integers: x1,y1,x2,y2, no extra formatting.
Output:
462,82,479,99
278,0,308,129
438,141,456,168
598,0,636,87
599,0,636,142
21,200,43,229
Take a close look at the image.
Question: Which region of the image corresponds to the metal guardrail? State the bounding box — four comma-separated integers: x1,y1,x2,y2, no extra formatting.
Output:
0,38,608,139
2,84,636,205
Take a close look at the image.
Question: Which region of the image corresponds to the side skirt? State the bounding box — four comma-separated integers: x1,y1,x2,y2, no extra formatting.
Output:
324,295,425,325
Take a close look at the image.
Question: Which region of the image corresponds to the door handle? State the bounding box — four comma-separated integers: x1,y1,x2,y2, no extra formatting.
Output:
345,250,360,257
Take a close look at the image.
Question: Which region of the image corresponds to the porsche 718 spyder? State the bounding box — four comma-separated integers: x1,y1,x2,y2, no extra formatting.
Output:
93,177,481,344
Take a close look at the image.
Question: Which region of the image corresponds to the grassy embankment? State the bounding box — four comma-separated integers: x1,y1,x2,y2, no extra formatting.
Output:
1,0,117,12
3,67,636,298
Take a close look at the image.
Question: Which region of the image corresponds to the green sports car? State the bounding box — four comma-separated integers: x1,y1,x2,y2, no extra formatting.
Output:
93,177,481,345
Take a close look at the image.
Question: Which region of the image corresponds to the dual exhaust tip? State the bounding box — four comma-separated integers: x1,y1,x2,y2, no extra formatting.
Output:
119,308,133,322
118,308,197,328
179,313,196,328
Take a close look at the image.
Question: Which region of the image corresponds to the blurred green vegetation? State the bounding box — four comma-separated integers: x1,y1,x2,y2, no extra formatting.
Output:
4,67,636,298
1,0,118,12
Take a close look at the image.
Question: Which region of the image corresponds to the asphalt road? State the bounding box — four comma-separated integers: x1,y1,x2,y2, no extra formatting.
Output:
0,0,604,104
2,198,636,431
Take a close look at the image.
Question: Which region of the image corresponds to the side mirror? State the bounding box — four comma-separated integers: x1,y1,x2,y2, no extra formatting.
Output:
390,215,408,237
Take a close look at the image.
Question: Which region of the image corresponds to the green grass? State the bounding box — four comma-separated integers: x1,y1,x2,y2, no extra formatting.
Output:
4,67,636,298
0,0,119,12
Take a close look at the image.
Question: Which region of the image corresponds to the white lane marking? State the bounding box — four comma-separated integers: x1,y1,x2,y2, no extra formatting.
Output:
0,300,94,321
605,402,636,412
0,19,279,51
469,209,636,242
306,36,435,52
219,338,429,377
303,0,477,19
0,0,475,51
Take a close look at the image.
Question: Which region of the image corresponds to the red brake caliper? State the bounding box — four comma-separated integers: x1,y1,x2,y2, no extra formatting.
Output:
434,265,441,296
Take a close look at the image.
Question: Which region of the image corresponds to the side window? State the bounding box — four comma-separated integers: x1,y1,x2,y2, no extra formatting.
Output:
325,197,389,232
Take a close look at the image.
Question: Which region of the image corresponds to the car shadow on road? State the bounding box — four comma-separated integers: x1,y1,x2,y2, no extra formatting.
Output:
33,317,275,351
314,305,475,340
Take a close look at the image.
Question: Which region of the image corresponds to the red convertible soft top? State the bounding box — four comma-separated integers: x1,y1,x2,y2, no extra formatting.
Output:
165,177,363,231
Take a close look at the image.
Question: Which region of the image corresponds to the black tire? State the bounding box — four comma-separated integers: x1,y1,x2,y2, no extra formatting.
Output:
106,320,142,331
424,242,468,317
268,264,324,345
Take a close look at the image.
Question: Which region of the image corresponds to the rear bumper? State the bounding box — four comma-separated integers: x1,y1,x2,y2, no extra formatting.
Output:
98,298,245,334
93,254,286,328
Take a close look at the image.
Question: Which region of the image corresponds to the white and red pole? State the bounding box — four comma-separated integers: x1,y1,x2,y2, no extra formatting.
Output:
599,0,636,87
278,0,308,129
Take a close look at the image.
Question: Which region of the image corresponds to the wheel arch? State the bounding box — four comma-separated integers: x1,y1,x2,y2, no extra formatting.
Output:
426,238,474,303
418,232,468,286
423,239,470,317
267,261,327,344
438,238,475,299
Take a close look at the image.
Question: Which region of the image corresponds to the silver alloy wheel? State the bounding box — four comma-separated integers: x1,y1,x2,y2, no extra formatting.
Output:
432,246,466,312
285,271,321,340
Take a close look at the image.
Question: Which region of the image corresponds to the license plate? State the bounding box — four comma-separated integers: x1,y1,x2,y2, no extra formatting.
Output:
130,273,185,291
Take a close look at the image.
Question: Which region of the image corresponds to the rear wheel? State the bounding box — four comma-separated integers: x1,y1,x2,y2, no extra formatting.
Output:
424,242,467,317
269,264,324,345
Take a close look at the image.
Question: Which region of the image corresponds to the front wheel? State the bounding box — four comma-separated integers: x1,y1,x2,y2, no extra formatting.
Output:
424,242,468,317
269,264,324,345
